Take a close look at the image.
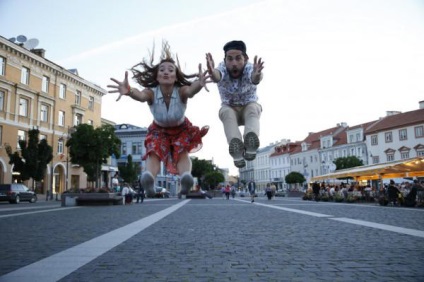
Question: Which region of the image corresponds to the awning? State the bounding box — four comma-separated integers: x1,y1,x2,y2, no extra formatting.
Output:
311,157,424,182
101,165,119,172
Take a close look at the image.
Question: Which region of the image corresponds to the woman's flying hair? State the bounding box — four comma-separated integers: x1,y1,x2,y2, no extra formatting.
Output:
131,41,197,88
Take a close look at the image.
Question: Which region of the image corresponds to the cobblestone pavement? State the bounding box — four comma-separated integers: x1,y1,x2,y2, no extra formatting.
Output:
0,196,423,282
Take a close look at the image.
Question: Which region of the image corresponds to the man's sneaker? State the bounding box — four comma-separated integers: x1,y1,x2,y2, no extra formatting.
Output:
229,138,245,168
234,159,246,168
180,172,194,195
244,132,260,161
140,171,155,197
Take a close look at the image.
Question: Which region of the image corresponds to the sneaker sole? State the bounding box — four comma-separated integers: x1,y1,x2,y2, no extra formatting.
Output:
180,173,194,195
244,152,256,161
234,159,246,168
141,172,155,197
229,138,244,159
244,132,259,155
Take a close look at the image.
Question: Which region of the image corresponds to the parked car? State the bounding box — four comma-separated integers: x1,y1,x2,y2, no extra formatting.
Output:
154,187,170,198
0,183,38,204
275,191,286,197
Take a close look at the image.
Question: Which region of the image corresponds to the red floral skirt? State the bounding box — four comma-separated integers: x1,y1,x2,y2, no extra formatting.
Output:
142,117,209,174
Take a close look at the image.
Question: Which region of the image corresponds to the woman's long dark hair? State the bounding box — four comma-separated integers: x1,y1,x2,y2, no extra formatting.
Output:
131,41,197,88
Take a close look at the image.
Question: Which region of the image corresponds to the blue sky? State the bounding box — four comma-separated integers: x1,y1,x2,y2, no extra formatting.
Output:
1,0,424,175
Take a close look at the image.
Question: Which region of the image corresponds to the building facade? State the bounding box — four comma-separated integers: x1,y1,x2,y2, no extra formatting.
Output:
239,101,424,189
0,36,106,196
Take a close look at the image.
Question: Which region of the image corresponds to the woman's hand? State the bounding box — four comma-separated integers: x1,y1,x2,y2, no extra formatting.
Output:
107,71,131,101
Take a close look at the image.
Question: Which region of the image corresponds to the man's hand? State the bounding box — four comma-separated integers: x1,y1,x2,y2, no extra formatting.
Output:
252,56,264,84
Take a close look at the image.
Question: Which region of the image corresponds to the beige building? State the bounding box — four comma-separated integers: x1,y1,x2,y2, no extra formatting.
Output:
0,35,106,196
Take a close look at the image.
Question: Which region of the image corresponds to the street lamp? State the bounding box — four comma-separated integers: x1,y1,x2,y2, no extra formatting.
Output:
58,135,70,192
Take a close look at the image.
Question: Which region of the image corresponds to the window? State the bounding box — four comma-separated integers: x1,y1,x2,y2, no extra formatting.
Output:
349,135,354,143
132,142,142,154
59,84,66,99
385,132,392,143
0,90,4,112
399,129,407,141
88,96,94,110
75,90,81,105
87,119,93,126
21,67,30,84
58,111,65,126
371,135,378,145
401,152,409,159
372,156,379,164
121,143,127,155
19,98,28,116
17,130,26,149
58,140,64,154
0,125,2,145
42,76,49,93
387,154,394,162
40,104,48,122
74,113,82,126
0,56,5,76
415,126,423,138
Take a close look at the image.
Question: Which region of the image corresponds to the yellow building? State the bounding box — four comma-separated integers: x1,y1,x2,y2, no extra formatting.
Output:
0,35,106,196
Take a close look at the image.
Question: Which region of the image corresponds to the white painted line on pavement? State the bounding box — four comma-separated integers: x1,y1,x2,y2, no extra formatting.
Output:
237,198,424,239
0,207,81,218
253,201,333,217
330,217,424,238
0,199,190,282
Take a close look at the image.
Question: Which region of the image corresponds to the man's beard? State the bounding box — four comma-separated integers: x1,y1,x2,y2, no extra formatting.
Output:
227,65,245,79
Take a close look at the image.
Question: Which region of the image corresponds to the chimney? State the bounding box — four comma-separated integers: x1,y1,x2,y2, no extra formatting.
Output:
386,111,401,116
419,100,424,109
31,48,46,58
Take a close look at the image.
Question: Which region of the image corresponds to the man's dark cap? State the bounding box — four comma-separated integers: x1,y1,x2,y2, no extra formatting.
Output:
223,40,246,54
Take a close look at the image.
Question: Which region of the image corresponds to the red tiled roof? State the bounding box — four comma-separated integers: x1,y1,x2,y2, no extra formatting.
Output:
365,108,424,134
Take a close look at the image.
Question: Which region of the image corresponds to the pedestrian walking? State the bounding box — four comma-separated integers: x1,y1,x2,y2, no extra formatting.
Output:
248,179,256,203
224,184,231,200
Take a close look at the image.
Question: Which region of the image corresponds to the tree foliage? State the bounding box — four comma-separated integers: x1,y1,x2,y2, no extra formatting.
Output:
5,128,53,183
118,154,139,184
334,156,363,170
285,171,306,184
66,124,121,186
203,171,225,189
191,157,217,187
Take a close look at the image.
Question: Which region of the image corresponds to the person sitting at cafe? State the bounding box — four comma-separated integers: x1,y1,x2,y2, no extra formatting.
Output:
387,180,402,206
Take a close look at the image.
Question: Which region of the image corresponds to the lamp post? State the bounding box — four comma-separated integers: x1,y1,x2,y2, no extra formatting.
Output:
59,135,70,192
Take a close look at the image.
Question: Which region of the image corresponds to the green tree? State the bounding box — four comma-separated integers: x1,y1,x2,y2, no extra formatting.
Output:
5,128,53,187
285,171,306,191
191,157,216,187
333,156,364,170
333,156,364,183
118,154,139,184
203,170,225,189
67,124,121,188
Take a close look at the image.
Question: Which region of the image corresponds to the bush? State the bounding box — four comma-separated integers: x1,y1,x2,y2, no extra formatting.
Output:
346,195,356,203
334,195,344,202
321,195,329,201
303,193,313,201
379,196,389,206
